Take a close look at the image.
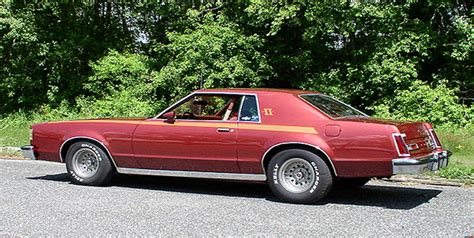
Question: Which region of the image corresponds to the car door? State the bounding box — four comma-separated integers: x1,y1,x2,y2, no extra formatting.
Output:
132,94,241,173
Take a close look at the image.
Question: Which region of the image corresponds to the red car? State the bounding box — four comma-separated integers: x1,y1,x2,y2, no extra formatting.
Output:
22,88,450,203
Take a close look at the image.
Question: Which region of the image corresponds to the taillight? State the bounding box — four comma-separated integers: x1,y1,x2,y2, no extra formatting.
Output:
428,129,442,148
392,133,410,157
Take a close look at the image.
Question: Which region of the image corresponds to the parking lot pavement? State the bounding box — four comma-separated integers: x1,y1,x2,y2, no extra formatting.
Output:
0,159,473,236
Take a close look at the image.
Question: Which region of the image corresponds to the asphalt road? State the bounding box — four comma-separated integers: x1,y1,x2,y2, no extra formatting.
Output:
0,159,472,237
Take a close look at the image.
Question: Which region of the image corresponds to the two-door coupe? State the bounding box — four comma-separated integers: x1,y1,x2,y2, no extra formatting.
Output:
22,88,450,203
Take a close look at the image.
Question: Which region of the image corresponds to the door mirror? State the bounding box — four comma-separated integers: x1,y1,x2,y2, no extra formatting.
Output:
162,111,176,124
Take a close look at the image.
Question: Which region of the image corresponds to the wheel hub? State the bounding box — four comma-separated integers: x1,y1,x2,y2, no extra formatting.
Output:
72,148,99,178
278,158,316,193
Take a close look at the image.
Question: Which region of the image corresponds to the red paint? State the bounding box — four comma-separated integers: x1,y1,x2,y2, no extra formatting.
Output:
30,88,444,178
132,120,240,172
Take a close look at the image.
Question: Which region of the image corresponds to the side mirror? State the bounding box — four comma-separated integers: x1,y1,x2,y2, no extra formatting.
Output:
162,111,176,124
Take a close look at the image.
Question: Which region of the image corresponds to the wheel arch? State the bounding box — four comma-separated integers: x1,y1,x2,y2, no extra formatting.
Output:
59,136,117,168
261,142,337,177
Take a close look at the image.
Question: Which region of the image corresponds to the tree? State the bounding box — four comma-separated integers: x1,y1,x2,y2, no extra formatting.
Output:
152,9,273,102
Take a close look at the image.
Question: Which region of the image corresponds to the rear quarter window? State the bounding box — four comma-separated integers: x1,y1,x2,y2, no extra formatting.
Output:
300,94,367,118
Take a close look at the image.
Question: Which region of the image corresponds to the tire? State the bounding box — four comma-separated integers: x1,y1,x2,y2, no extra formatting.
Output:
267,149,333,204
65,141,115,186
334,177,371,189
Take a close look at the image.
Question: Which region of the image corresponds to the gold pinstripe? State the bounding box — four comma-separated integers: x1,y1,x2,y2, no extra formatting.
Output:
48,120,318,134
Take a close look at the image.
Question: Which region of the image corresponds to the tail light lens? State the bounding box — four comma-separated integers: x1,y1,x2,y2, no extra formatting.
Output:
392,133,410,157
428,129,442,148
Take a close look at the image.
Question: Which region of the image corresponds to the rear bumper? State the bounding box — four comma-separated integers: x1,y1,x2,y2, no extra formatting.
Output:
21,146,36,160
392,150,451,175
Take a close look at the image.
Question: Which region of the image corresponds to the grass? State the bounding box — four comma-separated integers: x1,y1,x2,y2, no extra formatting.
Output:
435,128,474,181
0,127,31,147
1,114,473,182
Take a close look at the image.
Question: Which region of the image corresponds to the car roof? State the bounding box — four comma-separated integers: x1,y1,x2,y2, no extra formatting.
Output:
195,88,319,95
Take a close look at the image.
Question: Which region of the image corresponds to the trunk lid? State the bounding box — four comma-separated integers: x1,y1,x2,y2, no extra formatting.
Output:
336,117,437,157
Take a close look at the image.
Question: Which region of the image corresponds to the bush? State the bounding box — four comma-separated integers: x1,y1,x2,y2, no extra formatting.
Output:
373,80,473,128
438,166,474,181
78,50,160,118
77,91,155,118
152,10,273,101
85,50,155,99
0,101,82,129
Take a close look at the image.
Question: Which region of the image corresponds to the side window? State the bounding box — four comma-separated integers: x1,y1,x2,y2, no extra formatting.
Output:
239,96,260,122
165,94,242,121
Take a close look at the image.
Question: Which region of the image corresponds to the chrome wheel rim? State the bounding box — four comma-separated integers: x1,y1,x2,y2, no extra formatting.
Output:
72,148,99,178
278,158,315,193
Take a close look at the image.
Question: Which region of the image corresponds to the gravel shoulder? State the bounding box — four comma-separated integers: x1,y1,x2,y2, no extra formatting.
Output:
0,159,473,236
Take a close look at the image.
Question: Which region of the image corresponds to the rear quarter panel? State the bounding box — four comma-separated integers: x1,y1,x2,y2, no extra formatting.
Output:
244,92,399,178
325,121,398,177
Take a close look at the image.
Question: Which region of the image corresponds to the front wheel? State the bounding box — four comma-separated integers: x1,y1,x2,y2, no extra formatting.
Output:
267,149,333,204
65,141,115,186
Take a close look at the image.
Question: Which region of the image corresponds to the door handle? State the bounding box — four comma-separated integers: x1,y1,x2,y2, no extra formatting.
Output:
216,128,233,133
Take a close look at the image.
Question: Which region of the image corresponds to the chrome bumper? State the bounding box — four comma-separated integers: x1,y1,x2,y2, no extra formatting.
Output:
21,146,36,160
392,151,451,174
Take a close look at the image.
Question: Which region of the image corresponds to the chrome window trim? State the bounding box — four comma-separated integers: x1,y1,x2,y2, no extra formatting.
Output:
237,96,245,122
116,167,267,181
59,136,118,168
299,93,368,120
154,93,196,119
260,142,338,176
238,95,262,124
153,91,261,123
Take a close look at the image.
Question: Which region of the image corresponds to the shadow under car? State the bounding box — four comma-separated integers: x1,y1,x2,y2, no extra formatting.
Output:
27,173,442,210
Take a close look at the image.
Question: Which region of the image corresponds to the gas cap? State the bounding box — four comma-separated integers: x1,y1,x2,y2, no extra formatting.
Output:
325,125,341,137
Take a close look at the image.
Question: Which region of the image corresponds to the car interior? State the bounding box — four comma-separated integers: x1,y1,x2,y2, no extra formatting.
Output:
160,94,260,122
167,95,242,121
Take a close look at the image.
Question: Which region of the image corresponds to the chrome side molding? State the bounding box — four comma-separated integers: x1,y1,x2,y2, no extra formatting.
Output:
116,167,267,181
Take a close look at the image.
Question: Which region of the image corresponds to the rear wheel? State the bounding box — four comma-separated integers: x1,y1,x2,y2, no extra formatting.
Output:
65,141,115,186
267,149,333,204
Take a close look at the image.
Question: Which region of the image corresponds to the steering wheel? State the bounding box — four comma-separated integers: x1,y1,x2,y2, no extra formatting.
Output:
182,111,196,119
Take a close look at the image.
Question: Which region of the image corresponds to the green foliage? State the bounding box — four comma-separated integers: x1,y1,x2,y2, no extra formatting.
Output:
85,50,154,98
0,1,472,130
0,2,133,113
77,90,155,118
436,128,474,156
0,101,82,129
300,3,435,109
438,166,474,181
435,128,474,180
153,9,273,101
80,50,158,117
373,80,473,127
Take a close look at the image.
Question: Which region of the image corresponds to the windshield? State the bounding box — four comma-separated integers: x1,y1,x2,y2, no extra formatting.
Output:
300,94,367,118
